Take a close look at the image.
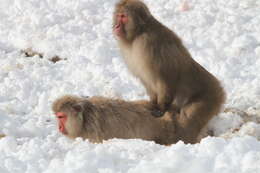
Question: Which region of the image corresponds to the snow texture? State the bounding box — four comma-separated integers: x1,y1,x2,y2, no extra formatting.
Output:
0,0,260,172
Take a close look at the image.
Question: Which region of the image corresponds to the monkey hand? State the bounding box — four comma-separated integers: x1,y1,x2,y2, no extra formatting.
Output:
151,109,164,117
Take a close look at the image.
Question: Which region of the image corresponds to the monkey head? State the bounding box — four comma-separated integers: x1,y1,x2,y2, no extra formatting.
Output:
55,104,84,135
52,95,88,138
113,0,152,41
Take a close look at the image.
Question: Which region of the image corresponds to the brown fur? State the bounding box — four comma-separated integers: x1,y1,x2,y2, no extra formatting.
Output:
113,0,226,129
52,95,220,144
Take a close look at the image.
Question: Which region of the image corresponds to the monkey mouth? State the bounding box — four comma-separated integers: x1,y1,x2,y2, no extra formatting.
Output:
115,23,120,29
114,24,122,36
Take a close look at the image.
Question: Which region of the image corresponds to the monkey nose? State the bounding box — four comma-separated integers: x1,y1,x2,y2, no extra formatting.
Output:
59,124,67,135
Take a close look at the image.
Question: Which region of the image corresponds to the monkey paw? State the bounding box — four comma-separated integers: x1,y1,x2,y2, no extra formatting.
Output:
151,109,164,117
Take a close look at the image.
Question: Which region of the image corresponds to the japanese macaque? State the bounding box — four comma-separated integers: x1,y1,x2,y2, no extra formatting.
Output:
52,95,219,144
113,0,226,119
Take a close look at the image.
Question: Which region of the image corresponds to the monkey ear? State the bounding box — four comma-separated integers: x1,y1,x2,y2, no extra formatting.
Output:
72,100,94,115
72,100,93,113
72,103,83,113
129,4,151,26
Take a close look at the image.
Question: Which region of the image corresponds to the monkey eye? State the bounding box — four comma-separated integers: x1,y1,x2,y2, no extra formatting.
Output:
72,104,82,113
117,13,128,24
55,112,66,118
117,13,127,19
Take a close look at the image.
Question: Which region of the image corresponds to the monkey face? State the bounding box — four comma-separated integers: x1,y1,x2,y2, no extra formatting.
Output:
55,112,68,134
54,104,85,137
113,7,135,41
114,12,128,36
113,0,152,42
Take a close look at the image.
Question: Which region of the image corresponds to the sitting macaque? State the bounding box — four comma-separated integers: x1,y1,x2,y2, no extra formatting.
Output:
113,0,226,118
52,95,218,145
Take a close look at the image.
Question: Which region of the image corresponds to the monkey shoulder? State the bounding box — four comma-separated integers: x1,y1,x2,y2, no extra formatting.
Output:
88,96,141,109
92,97,153,115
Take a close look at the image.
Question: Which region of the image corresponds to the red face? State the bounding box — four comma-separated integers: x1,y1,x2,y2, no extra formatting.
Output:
55,112,68,135
114,13,128,36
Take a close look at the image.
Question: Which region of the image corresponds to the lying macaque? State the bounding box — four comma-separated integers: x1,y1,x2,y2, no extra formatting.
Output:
52,95,217,145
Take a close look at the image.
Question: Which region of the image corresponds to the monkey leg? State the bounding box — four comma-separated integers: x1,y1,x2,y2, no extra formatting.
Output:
175,97,219,144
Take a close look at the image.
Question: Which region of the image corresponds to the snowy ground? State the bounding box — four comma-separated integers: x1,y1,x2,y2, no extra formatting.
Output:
0,0,260,172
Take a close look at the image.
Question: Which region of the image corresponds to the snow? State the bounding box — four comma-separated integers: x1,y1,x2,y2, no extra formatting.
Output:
0,0,260,172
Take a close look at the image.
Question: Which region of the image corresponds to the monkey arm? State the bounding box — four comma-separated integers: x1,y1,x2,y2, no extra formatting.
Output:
155,80,174,112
